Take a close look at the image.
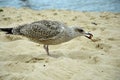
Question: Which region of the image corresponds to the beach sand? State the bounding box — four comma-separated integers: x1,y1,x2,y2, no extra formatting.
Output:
0,7,120,80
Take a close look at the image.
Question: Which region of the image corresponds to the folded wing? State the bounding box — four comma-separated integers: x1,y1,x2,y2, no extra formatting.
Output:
19,20,65,40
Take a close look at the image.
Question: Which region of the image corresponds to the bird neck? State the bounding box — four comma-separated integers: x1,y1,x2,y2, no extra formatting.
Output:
67,27,80,39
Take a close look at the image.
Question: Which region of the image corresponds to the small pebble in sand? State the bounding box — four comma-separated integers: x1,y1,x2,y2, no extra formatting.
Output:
43,65,46,67
91,22,97,25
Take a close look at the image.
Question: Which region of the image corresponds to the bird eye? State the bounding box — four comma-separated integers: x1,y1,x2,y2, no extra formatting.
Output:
75,28,84,33
78,29,84,32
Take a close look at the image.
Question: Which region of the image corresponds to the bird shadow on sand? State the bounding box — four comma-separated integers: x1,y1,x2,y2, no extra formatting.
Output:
38,51,64,58
13,52,64,63
49,53,64,58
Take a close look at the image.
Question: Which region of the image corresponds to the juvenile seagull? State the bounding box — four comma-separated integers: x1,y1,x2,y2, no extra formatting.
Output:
0,20,93,55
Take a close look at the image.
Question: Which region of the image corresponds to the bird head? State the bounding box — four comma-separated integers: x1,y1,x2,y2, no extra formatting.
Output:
74,27,93,39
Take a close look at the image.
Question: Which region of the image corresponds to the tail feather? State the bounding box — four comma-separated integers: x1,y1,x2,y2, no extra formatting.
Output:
0,28,13,34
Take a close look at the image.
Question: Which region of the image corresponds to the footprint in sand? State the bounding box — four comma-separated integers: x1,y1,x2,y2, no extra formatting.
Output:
91,37,101,42
107,37,120,41
95,43,112,52
25,57,46,63
72,16,78,21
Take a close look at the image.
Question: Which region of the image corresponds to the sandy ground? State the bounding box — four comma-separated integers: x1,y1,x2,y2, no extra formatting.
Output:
0,7,120,80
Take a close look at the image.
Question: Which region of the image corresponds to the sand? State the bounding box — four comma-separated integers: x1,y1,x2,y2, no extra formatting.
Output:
0,7,120,80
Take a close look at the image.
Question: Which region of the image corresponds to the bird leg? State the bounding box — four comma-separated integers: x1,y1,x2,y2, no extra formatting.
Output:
43,45,50,55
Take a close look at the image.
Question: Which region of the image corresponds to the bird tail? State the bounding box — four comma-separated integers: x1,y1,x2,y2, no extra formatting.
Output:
0,28,13,34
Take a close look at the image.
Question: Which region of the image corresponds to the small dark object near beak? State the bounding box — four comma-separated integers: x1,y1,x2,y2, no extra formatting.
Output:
85,33,93,39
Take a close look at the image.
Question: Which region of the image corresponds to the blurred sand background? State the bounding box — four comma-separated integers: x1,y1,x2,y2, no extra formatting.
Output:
0,7,120,80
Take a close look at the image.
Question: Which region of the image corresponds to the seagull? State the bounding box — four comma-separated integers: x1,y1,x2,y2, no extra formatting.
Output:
0,20,93,55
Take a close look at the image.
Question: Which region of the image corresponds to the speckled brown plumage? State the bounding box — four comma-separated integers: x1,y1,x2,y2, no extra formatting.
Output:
0,20,93,55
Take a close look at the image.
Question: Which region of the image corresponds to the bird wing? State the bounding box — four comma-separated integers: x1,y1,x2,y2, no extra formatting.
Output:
19,20,65,40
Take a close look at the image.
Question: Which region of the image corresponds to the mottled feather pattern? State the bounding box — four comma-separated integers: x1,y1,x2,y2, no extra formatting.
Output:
16,20,65,40
0,20,91,54
12,24,27,35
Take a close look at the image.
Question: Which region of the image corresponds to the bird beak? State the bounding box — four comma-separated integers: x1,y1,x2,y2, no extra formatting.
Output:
84,32,93,39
